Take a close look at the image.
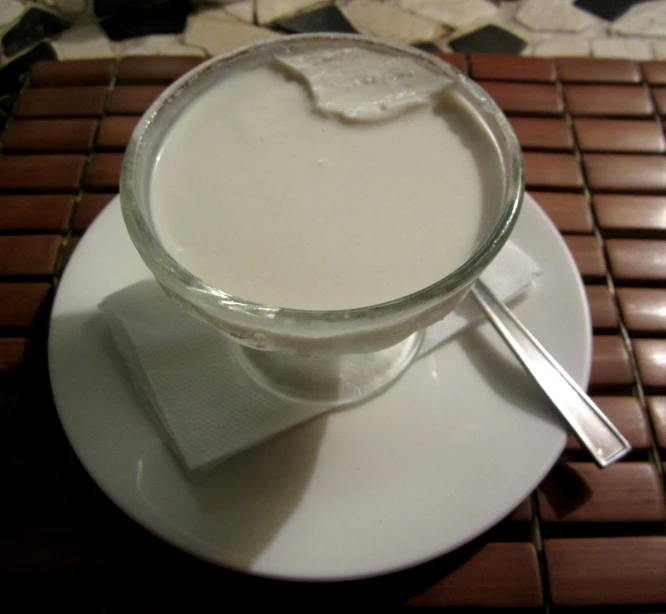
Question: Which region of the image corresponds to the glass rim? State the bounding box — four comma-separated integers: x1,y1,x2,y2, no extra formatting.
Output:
121,32,525,323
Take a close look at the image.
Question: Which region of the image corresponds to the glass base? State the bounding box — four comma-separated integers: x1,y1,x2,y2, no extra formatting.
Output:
232,330,424,406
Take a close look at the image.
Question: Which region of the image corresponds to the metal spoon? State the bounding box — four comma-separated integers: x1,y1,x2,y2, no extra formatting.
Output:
470,280,631,468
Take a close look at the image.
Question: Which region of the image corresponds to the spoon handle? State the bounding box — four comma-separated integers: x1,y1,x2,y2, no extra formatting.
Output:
470,280,631,468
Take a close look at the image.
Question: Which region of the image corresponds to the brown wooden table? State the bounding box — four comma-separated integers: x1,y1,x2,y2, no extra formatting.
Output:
1,53,665,611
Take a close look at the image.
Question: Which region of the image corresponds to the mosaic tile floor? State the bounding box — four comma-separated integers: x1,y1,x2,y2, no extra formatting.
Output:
3,0,666,74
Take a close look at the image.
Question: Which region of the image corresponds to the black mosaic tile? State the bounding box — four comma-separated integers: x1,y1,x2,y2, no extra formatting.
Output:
2,8,69,58
99,0,189,42
94,0,157,19
0,43,56,95
276,6,357,34
574,0,648,21
450,24,527,55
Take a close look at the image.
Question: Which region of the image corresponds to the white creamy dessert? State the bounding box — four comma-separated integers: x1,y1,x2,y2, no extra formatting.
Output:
149,47,503,311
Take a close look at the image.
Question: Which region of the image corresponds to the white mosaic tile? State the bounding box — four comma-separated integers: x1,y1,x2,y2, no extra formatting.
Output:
506,0,607,56
436,3,522,51
652,39,666,59
193,6,242,23
398,0,497,29
223,0,255,23
257,0,328,25
112,34,206,57
490,2,535,40
184,12,280,56
42,0,89,18
0,1,23,29
528,35,591,57
515,0,598,33
340,0,444,43
610,0,666,37
592,37,653,60
52,21,114,59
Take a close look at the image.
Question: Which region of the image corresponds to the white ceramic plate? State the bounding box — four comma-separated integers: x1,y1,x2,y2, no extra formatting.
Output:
48,193,590,581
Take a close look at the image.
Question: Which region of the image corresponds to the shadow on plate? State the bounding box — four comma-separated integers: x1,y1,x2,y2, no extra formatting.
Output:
458,319,566,430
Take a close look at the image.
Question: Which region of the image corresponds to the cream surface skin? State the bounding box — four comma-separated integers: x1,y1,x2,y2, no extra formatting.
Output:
275,47,451,121
150,50,502,310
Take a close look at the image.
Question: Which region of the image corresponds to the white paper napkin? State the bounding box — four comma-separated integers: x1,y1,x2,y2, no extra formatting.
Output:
98,240,541,475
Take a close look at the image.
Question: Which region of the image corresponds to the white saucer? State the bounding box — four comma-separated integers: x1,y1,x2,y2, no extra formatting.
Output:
48,193,590,581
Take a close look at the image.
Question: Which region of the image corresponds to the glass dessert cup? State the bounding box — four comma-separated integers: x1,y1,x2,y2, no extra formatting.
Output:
121,33,524,406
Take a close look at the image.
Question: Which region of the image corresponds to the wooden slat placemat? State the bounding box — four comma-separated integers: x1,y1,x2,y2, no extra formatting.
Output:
1,53,665,611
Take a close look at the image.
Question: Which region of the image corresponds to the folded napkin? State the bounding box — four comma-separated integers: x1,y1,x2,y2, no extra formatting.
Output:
99,241,541,475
